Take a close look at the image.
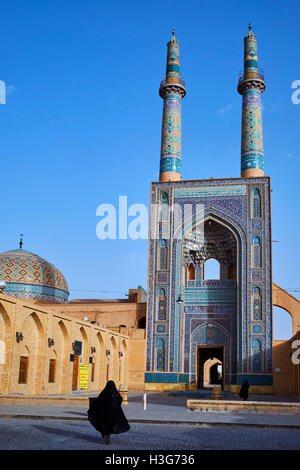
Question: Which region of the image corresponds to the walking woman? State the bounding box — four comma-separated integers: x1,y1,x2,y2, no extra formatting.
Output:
88,380,130,444
239,379,250,400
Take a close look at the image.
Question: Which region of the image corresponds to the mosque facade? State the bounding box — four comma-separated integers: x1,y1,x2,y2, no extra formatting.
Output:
145,27,273,391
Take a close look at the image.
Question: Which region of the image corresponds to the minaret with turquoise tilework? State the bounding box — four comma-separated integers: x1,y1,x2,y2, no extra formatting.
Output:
238,24,266,178
159,29,186,182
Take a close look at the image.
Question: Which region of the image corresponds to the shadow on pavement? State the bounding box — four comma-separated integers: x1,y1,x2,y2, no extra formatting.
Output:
32,423,105,446
65,411,88,417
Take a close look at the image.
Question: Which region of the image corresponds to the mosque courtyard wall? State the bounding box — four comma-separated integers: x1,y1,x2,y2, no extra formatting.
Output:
0,293,131,396
272,332,300,398
0,288,299,396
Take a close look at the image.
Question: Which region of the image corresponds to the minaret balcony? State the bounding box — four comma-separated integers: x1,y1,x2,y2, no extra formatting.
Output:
159,79,186,99
237,71,266,95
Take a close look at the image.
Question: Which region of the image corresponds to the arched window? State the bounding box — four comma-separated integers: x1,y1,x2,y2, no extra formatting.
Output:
252,188,261,218
203,258,220,280
187,263,195,281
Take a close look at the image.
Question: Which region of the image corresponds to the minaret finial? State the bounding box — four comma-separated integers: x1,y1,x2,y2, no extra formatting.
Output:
169,28,178,43
249,21,251,31
19,234,24,250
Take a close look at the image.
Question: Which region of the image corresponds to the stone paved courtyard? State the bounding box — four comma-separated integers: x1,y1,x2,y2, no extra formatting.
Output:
0,419,300,450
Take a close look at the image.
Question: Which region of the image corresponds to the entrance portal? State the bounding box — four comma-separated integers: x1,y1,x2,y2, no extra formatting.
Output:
197,346,224,389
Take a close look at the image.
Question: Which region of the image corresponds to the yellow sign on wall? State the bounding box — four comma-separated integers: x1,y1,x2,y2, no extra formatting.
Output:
79,364,90,389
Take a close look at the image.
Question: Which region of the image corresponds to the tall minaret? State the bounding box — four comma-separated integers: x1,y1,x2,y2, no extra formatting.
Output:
159,29,186,182
238,24,266,178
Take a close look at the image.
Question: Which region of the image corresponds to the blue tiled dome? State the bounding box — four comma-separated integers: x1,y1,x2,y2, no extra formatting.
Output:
0,249,69,304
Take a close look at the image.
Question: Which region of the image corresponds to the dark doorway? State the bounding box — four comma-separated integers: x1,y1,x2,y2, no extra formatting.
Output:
138,317,146,329
209,362,222,385
197,346,224,389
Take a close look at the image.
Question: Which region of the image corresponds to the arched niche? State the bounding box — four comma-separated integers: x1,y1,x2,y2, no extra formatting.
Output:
156,337,165,372
227,262,236,280
252,188,261,218
159,192,169,222
54,320,70,393
252,236,262,268
20,312,45,394
110,336,118,384
157,289,167,321
182,217,238,285
187,263,195,281
48,349,57,384
191,322,230,388
159,239,168,270
79,327,89,364
96,332,105,388
119,339,128,385
176,211,245,381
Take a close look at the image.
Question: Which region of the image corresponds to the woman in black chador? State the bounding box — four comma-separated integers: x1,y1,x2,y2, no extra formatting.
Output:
88,380,130,444
239,379,250,400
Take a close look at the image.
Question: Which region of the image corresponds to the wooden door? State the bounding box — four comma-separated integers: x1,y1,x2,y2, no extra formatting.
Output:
72,355,80,390
48,359,56,383
18,356,28,384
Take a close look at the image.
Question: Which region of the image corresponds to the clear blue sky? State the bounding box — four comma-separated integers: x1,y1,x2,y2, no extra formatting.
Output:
1,1,299,339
